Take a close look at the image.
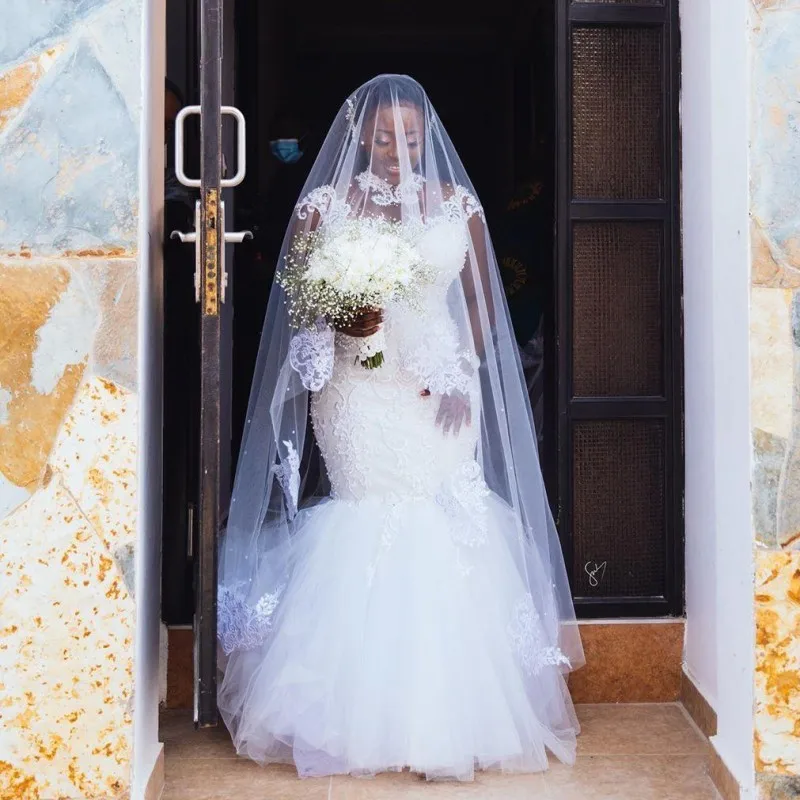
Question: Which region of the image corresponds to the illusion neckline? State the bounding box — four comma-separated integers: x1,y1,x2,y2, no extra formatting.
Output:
355,170,425,206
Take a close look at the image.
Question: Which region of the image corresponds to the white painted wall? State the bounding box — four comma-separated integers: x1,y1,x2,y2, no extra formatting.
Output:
681,0,755,794
132,0,166,795
681,0,718,711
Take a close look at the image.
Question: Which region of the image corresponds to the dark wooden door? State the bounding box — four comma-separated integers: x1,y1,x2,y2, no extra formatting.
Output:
194,0,225,726
555,0,683,617
169,0,247,726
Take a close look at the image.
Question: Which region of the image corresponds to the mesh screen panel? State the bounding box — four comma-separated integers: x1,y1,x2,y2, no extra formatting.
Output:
572,222,663,397
572,27,663,199
572,420,666,597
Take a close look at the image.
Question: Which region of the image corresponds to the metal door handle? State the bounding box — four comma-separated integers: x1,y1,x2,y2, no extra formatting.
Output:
170,201,203,302
224,231,253,244
220,201,252,303
174,105,246,189
220,107,246,188
170,231,196,243
175,106,201,189
171,103,249,305
171,202,251,305
187,502,195,559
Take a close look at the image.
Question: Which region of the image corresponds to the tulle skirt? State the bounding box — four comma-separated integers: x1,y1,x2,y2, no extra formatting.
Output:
217,492,580,781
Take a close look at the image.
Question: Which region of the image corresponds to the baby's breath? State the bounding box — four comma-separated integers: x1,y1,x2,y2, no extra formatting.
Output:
277,217,433,331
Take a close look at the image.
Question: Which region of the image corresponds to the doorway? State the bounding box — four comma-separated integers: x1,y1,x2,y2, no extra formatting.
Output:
161,0,683,632
162,0,558,626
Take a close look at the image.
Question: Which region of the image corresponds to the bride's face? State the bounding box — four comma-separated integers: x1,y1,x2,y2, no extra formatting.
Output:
365,103,424,185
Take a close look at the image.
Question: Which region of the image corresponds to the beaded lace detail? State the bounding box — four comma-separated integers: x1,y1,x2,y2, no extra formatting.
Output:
272,440,300,518
355,170,425,206
507,593,571,676
289,320,335,392
218,583,286,655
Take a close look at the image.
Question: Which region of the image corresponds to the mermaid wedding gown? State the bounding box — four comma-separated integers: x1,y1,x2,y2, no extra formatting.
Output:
217,212,580,781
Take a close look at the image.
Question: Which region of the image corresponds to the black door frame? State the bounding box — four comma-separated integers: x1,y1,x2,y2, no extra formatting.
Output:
177,0,686,724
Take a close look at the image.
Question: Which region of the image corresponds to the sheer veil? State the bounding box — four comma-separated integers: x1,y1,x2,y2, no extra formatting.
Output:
218,75,583,677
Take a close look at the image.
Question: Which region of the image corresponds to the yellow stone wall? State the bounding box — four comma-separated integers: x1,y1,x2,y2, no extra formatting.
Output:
0,1,143,797
750,1,800,794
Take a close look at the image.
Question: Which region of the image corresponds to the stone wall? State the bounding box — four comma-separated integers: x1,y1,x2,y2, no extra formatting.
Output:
749,1,800,794
0,1,144,797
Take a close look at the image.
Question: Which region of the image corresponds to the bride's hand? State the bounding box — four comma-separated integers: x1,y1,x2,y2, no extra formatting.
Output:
335,308,383,338
423,389,471,437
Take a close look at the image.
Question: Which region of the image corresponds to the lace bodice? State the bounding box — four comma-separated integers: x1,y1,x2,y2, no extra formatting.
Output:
315,214,477,397
309,214,482,514
289,180,483,396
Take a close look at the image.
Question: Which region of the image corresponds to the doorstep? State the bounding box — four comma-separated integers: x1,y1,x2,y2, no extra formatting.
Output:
165,619,686,709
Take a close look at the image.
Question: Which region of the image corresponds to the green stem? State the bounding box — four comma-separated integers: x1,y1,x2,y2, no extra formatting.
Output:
361,350,384,369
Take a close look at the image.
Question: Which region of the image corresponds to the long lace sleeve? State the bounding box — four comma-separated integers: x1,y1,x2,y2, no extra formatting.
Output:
288,319,335,392
400,186,485,396
401,314,479,396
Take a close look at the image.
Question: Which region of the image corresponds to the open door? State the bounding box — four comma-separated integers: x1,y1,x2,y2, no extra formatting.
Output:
555,0,683,617
170,0,250,727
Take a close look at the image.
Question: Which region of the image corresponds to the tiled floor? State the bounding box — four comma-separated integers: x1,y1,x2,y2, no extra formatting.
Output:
161,704,720,799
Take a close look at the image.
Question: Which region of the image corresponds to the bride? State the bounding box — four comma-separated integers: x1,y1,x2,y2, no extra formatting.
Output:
217,74,584,781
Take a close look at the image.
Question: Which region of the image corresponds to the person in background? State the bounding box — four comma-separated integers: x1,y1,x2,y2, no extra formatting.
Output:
261,108,312,279
164,79,196,231
493,136,553,445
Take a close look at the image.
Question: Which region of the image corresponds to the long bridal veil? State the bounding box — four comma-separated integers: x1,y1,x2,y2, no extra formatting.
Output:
218,73,583,686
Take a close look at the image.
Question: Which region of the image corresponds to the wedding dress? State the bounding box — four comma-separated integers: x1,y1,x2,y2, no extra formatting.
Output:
217,75,583,781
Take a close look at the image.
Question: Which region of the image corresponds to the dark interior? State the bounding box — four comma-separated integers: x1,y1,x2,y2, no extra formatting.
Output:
162,0,557,624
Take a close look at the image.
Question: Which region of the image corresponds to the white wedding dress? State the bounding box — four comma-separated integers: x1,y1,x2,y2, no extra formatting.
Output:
218,214,580,780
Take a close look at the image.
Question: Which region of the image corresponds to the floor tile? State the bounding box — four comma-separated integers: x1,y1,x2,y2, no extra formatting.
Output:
542,754,715,800
160,710,237,760
575,703,709,756
329,770,547,800
164,758,332,800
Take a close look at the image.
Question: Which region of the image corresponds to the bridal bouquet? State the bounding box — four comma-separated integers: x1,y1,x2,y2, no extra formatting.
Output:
278,216,432,368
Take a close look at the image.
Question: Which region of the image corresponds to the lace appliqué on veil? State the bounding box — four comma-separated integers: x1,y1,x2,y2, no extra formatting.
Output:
272,440,300,518
355,170,424,206
344,95,358,140
296,185,351,228
441,184,485,223
289,321,335,391
218,584,286,655
507,593,571,676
